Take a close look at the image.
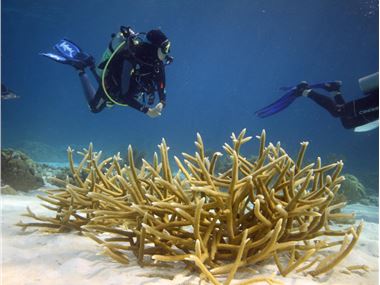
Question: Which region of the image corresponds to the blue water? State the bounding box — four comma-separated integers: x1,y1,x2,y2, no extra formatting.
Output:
1,0,378,188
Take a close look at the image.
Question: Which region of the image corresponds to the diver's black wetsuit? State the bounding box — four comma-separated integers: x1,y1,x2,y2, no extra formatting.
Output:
308,89,379,129
80,41,166,114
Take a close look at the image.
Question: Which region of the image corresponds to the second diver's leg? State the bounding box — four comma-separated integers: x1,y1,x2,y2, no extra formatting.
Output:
330,89,346,105
306,90,343,117
322,81,345,105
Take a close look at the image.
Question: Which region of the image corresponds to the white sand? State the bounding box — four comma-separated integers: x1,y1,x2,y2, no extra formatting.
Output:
1,190,379,285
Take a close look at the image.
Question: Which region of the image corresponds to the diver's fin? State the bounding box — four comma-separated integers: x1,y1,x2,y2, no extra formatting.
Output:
54,39,84,59
40,39,94,70
255,88,298,118
54,39,94,69
39,52,69,64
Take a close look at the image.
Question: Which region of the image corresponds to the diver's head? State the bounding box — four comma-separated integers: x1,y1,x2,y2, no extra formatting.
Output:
147,29,171,61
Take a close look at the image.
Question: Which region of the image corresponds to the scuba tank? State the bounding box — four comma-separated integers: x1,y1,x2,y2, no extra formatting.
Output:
358,72,379,95
96,26,139,77
96,33,124,76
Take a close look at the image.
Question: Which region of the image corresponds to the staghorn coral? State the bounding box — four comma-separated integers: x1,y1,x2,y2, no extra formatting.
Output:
205,148,257,175
18,130,363,284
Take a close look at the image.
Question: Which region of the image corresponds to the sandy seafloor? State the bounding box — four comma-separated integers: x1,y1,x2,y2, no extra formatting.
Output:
1,188,379,285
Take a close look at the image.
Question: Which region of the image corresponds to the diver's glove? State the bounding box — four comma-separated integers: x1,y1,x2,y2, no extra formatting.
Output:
147,102,163,118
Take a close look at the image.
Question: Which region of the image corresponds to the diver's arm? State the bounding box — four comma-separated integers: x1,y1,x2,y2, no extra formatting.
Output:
123,89,162,117
123,81,149,113
123,81,162,117
123,92,149,113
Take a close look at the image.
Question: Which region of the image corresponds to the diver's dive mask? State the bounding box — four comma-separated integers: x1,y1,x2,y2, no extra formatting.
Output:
160,40,173,65
160,40,171,54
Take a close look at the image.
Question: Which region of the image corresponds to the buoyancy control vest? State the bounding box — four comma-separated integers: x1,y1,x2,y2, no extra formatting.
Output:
97,31,140,106
97,27,169,106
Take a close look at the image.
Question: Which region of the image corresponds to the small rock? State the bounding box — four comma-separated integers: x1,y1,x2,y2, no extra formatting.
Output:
1,184,18,195
1,149,44,191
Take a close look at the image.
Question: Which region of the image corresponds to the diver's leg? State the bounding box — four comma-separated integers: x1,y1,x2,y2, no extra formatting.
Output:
88,89,108,113
319,80,346,105
79,71,97,104
120,80,149,113
306,90,343,117
78,71,107,113
331,91,346,105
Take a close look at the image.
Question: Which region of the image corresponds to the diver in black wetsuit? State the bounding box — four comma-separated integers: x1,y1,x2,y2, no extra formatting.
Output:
40,26,173,118
296,73,379,132
85,27,172,117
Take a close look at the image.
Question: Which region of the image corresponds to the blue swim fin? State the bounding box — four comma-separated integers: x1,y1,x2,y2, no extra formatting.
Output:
54,39,87,60
40,39,94,70
255,88,298,118
256,81,343,118
279,81,340,92
39,52,68,64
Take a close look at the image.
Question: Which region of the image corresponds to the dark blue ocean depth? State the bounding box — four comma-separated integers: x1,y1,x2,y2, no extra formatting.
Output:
2,0,378,189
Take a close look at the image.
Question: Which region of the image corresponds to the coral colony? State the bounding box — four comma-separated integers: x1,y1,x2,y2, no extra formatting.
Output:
18,130,364,284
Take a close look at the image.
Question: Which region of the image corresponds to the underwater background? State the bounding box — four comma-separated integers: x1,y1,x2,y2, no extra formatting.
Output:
2,0,379,192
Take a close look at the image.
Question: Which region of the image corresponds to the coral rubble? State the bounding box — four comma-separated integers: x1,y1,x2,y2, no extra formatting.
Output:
18,130,363,284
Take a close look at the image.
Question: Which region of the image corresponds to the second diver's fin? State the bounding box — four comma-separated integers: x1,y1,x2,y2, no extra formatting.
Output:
256,81,344,118
40,39,94,70
255,88,298,118
280,81,341,92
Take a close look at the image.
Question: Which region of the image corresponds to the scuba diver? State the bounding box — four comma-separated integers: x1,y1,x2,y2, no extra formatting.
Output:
40,26,173,118
255,72,379,132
